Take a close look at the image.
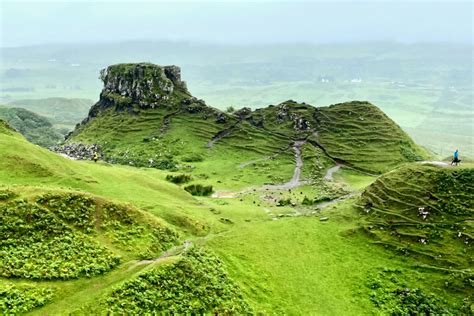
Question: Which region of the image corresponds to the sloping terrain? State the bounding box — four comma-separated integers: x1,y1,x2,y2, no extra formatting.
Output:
0,105,63,147
314,101,429,173
0,116,472,314
357,164,473,301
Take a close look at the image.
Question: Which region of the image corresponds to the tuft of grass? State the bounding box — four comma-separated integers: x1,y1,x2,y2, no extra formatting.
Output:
166,173,192,184
184,184,213,196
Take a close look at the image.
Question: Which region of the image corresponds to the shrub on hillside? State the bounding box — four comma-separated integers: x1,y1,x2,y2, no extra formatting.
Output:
0,189,16,201
0,200,120,280
103,247,252,314
0,283,55,314
36,193,96,232
166,174,192,184
184,184,213,196
366,270,460,315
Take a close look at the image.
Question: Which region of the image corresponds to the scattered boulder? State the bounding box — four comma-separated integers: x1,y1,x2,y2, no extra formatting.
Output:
234,107,252,120
215,112,228,124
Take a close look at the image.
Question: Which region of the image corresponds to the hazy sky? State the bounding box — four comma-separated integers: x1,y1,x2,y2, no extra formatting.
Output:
1,0,472,47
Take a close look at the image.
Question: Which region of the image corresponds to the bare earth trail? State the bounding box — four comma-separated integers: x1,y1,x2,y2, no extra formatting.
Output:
212,140,307,198
419,161,452,167
324,164,342,181
262,140,306,190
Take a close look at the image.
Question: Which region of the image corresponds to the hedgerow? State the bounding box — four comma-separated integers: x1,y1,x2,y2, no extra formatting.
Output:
103,247,252,314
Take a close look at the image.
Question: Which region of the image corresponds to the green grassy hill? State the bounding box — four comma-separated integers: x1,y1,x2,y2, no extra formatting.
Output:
7,97,93,131
0,105,63,147
357,164,473,268
0,63,470,315
356,164,473,304
67,63,430,185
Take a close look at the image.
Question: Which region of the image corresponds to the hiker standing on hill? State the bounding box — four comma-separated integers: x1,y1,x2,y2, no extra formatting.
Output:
92,151,99,163
451,149,461,166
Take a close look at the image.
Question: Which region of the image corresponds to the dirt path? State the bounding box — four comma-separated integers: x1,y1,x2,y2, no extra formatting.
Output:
239,145,290,169
418,161,451,167
324,164,342,181
263,140,306,190
207,122,240,148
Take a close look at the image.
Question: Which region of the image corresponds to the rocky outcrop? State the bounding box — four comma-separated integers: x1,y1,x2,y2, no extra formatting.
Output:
85,63,191,122
53,143,100,160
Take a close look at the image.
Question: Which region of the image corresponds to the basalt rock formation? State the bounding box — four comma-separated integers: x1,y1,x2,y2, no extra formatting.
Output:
84,63,191,121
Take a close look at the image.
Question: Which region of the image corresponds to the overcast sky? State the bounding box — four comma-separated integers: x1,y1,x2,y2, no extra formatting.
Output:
1,0,472,47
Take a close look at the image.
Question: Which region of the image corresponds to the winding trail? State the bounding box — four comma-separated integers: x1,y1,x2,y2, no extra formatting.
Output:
207,122,241,148
239,145,291,169
324,164,342,181
418,161,451,167
263,140,306,190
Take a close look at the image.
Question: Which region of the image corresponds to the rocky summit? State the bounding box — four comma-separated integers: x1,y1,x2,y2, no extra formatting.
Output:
85,63,191,121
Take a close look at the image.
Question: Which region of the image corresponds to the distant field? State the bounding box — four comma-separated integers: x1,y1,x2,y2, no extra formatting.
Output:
1,42,472,155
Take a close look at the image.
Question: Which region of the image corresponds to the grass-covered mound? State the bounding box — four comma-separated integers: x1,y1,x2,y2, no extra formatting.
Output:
0,189,179,280
98,247,251,314
357,164,473,270
315,101,430,173
0,282,55,314
0,106,63,147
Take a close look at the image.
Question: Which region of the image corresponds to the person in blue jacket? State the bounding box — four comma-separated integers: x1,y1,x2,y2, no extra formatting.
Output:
451,149,461,166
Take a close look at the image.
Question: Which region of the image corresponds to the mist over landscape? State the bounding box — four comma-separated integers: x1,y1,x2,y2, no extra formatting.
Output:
0,1,473,315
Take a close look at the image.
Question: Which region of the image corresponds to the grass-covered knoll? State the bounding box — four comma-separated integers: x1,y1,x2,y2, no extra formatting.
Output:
0,198,119,280
0,282,55,314
315,101,431,173
89,246,251,314
0,189,179,280
0,106,63,147
357,164,473,272
0,120,216,237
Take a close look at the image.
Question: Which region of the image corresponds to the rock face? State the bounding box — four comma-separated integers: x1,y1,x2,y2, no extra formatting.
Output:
86,63,190,121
